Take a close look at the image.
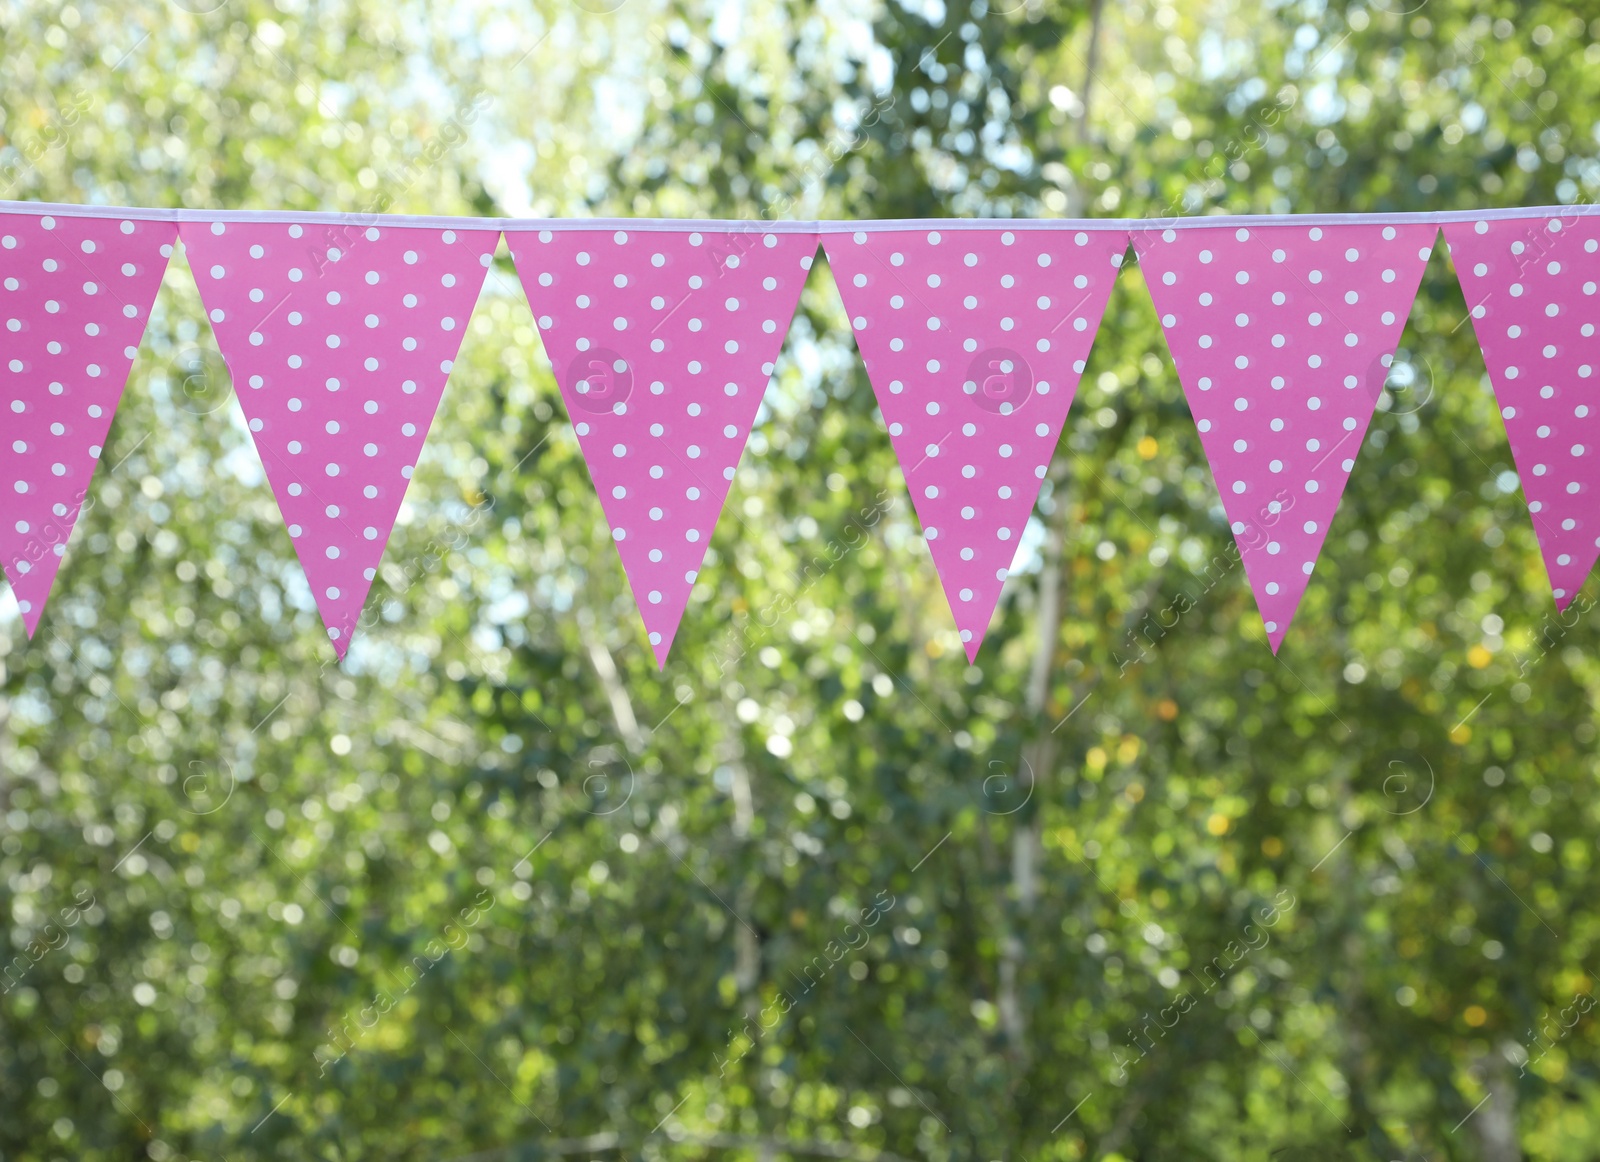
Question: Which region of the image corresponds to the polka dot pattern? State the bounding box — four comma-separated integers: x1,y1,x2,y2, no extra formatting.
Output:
1445,215,1600,608
823,228,1129,661
1138,223,1434,651
183,220,497,655
508,227,818,668
0,213,175,636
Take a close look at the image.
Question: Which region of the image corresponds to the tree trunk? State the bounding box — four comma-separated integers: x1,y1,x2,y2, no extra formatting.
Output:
582,619,644,755
1472,1048,1522,1162
994,0,1107,1083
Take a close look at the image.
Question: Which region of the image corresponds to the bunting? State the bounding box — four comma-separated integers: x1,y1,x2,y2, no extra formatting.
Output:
0,211,174,635
1138,222,1434,650
509,225,818,667
2,201,1597,663
183,219,498,654
1444,213,1600,607
824,226,1128,660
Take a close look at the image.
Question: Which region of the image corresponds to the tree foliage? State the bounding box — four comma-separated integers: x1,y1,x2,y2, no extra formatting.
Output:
4,1,1600,1160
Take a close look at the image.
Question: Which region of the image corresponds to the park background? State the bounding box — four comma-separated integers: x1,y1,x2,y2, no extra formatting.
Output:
3,0,1600,1158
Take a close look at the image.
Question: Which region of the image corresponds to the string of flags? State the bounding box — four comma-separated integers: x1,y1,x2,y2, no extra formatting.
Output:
2,201,1597,667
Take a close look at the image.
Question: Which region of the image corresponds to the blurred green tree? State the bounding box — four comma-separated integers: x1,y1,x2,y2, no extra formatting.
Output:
3,2,1600,1161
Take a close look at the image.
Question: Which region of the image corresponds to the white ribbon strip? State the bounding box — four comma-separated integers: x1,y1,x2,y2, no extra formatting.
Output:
2,198,1598,233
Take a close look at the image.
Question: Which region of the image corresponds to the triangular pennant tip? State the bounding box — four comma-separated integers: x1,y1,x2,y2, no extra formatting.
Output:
824,226,1130,659
1444,214,1600,609
182,219,499,655
0,212,175,636
509,226,820,667
1138,222,1435,649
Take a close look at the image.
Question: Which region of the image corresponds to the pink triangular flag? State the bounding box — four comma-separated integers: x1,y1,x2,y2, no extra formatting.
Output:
824,226,1128,660
508,225,818,667
1137,222,1434,650
183,219,498,655
1444,214,1600,608
0,211,174,635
